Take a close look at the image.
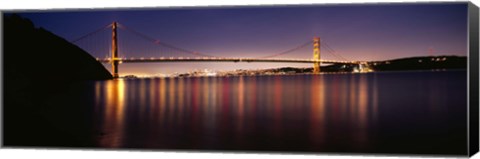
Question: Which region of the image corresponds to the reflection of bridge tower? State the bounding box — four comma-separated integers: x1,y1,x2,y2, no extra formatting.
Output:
313,37,321,73
111,22,119,78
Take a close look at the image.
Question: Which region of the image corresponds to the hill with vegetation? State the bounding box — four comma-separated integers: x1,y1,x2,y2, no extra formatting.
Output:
4,14,112,80
370,56,466,71
4,14,112,147
240,56,467,75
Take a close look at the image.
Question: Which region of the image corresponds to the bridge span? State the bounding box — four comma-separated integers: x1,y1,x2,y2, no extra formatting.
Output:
97,57,362,64
75,22,367,78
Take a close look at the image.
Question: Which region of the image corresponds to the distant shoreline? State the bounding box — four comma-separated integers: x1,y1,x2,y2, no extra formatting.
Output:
120,55,467,79
120,68,467,79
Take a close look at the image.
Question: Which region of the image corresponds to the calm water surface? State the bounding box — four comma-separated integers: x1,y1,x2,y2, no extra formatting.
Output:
89,71,467,154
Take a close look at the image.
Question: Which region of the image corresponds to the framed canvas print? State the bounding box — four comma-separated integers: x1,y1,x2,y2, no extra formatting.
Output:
1,1,479,158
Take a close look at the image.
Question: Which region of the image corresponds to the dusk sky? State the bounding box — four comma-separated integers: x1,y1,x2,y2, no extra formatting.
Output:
14,3,468,76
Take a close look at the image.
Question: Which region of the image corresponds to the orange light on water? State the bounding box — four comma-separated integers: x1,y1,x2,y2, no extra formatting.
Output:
100,79,126,148
237,76,245,132
309,75,326,147
176,78,185,123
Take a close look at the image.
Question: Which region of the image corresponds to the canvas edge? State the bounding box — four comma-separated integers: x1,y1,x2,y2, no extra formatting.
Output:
468,1,479,157
0,10,4,149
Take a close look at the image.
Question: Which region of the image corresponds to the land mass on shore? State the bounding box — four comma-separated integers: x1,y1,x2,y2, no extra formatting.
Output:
4,14,112,147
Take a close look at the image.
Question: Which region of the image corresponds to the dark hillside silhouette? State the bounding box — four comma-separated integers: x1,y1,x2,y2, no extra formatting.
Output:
4,14,112,80
3,14,112,147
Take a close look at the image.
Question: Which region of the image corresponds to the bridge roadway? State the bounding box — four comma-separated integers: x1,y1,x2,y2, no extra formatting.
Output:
96,57,362,64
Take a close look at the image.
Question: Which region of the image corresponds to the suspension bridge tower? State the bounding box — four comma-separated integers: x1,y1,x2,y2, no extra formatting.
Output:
111,22,119,78
313,37,321,73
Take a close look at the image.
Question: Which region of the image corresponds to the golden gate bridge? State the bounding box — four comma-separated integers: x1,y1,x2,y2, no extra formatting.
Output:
72,22,368,78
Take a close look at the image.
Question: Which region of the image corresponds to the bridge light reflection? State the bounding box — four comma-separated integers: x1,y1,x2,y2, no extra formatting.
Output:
310,75,326,147
98,79,126,148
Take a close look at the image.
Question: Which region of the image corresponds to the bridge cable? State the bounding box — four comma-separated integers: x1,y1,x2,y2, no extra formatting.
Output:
321,41,350,61
258,41,312,58
71,24,112,44
322,45,347,61
116,23,217,57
